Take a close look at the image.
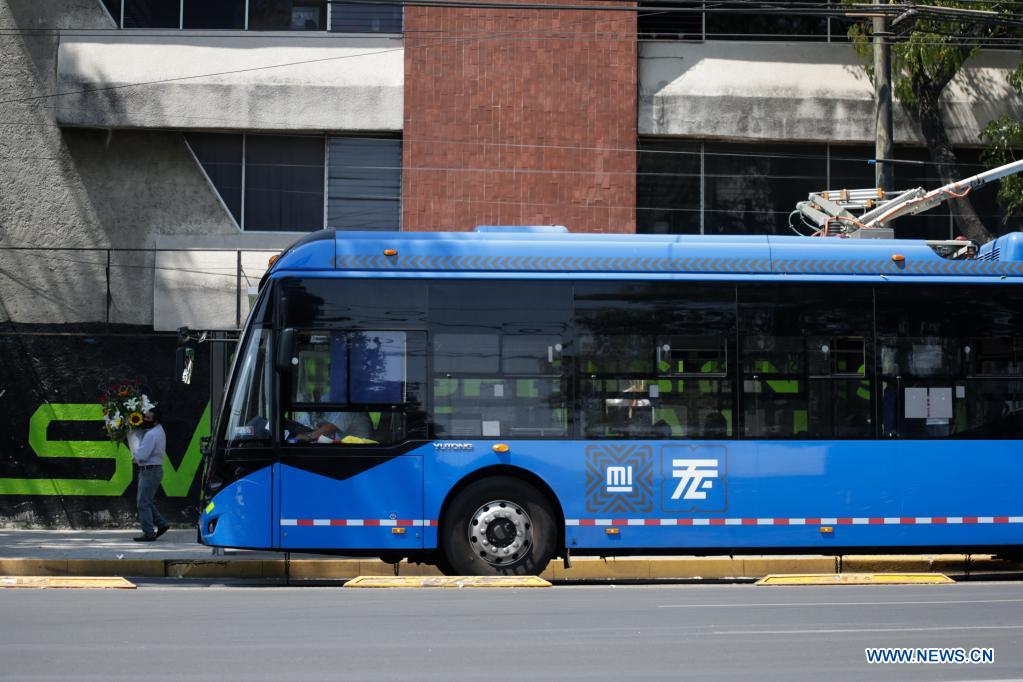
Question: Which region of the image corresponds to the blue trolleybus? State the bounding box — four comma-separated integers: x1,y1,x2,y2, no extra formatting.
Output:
198,227,1023,574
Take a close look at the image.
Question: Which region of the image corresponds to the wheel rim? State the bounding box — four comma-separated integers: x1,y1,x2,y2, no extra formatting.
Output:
468,499,532,567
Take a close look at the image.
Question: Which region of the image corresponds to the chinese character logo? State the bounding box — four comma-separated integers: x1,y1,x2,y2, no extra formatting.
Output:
661,445,727,512
670,459,718,500
586,445,653,513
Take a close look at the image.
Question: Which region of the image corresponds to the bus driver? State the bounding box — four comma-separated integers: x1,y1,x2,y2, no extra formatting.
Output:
292,411,374,444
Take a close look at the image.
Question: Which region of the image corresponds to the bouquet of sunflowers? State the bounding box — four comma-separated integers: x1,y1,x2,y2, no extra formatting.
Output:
99,378,156,444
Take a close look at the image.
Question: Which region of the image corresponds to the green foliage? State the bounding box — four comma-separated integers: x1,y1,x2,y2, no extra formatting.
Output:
847,1,1023,221
981,115,1023,220
845,1,1008,103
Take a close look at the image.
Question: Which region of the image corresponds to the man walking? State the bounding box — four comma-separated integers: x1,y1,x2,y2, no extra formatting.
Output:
131,407,170,541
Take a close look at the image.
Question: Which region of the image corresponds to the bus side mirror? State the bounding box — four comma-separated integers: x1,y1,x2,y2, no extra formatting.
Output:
176,326,197,385
176,346,195,384
276,327,297,372
199,435,212,457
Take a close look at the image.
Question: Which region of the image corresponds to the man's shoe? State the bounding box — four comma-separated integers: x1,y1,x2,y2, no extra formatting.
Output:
155,525,170,539
133,534,157,542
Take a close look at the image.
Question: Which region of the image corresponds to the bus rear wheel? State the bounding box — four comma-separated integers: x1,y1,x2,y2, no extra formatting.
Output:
441,477,556,576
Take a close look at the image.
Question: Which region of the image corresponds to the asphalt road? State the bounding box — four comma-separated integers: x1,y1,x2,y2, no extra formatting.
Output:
2,581,1022,681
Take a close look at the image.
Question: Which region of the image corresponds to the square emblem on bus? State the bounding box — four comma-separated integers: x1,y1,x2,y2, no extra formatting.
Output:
660,445,727,513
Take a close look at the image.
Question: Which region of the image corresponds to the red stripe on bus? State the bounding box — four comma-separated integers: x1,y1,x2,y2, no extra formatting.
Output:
297,519,313,526
579,519,596,526
995,516,1010,523
330,519,347,526
837,518,853,525
774,518,789,525
364,519,380,527
900,517,916,524
963,517,978,524
612,518,628,526
869,518,884,525
806,518,821,525
644,519,661,526
709,519,725,526
397,519,414,526
932,517,947,524
742,518,757,526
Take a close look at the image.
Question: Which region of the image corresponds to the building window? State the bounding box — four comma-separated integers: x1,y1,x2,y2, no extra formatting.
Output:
186,133,401,232
184,0,246,29
123,0,180,28
330,1,403,33
638,2,842,42
327,138,402,231
186,133,244,225
245,135,325,232
249,0,327,30
98,0,405,32
100,0,121,24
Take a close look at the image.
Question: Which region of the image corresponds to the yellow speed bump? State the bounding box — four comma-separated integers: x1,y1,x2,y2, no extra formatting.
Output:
0,576,136,589
344,575,551,588
756,573,953,586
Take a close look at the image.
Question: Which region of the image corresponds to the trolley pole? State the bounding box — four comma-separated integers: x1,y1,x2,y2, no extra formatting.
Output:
874,15,894,191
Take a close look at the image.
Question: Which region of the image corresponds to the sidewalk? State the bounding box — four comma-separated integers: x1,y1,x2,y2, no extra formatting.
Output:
1,529,1020,581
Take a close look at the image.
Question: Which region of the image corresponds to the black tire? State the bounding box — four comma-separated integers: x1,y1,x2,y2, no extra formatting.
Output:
441,476,557,576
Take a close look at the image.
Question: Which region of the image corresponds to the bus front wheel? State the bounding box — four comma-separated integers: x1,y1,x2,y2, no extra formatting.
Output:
441,476,556,576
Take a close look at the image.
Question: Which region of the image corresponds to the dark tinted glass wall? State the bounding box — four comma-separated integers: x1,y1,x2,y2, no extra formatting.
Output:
638,140,1019,239
245,135,325,232
637,140,701,234
187,133,243,224
249,0,327,30
100,0,122,24
638,2,839,41
704,142,825,235
106,0,402,31
184,0,245,29
123,0,179,28
330,2,403,33
187,134,402,231
327,138,402,230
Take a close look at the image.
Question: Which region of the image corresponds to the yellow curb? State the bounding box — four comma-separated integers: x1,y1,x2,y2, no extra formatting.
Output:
0,559,69,576
165,560,266,579
345,575,551,588
0,554,1013,581
743,557,838,576
0,576,136,589
756,573,955,586
66,559,164,577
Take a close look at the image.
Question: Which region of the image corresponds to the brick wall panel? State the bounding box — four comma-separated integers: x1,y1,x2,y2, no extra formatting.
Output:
404,1,636,234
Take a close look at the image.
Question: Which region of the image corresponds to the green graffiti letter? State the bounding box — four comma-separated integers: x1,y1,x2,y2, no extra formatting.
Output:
0,404,132,496
161,402,211,497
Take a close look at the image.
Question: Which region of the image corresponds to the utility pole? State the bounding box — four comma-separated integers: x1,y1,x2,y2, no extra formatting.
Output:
873,15,894,191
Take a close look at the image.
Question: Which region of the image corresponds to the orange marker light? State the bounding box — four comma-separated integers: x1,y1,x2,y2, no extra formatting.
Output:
605,527,620,535
891,254,906,263
268,254,280,267
492,443,510,453
383,249,398,256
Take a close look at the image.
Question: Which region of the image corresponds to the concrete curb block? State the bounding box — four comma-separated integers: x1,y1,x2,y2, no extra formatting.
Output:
1,555,1020,581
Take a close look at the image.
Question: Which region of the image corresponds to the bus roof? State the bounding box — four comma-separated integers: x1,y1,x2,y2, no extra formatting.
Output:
265,229,1023,283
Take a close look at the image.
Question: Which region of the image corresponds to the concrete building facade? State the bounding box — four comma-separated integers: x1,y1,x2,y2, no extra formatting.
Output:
1,0,1020,526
